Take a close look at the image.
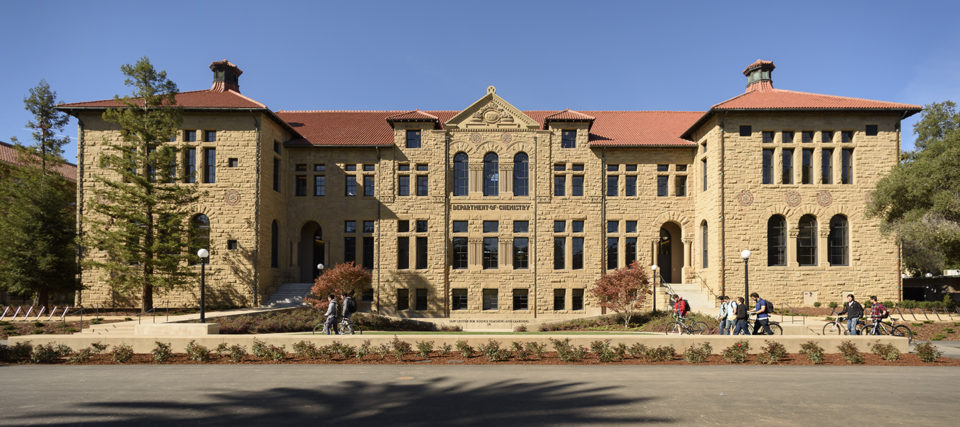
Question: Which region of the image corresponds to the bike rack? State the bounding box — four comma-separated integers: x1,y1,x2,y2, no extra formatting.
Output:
22,306,34,321
46,306,58,321
34,306,46,321
60,306,71,321
0,306,9,321
932,307,942,321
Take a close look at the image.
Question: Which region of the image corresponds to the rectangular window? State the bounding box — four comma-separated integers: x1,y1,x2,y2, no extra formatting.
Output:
362,288,373,302
483,221,498,233
415,288,427,311
397,236,409,269
397,289,409,311
416,236,427,269
625,175,637,196
513,289,528,310
345,175,357,196
625,237,637,265
572,163,585,171
822,148,834,184
762,131,774,143
202,130,216,142
561,130,576,148
363,220,375,233
416,175,428,196
625,221,637,233
227,240,238,250
841,149,854,184
553,237,565,270
295,175,306,196
398,175,410,196
482,289,498,310
554,175,566,196
572,289,584,311
782,131,794,143
362,237,374,270
398,163,410,171
865,125,878,136
345,164,357,171
272,158,280,191
657,164,669,172
555,163,567,171
314,164,326,172
607,164,619,172
572,237,584,270
841,131,853,143
203,148,216,183
553,289,566,311
739,125,752,137
802,131,814,143
482,237,498,269
607,175,618,196
625,164,637,172
273,141,280,154
344,237,356,263
345,220,356,233
363,175,375,196
452,221,468,233
675,176,687,197
415,164,427,171
405,130,421,148
398,220,409,232
513,237,528,269
416,220,428,233
571,175,584,196
782,148,794,184
228,158,238,168
554,220,565,233
451,289,468,310
513,221,528,233
297,164,308,172
822,131,834,143
607,237,618,270
657,176,669,196
452,237,468,269
184,130,197,142
184,148,197,183
762,149,774,184
801,149,814,184
607,221,619,233
572,220,584,233
314,175,326,196
701,158,707,191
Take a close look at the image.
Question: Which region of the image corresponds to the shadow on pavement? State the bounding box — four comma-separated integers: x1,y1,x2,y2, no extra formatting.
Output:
19,378,672,426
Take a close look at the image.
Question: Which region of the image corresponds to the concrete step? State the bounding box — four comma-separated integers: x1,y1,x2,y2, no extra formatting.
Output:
263,283,315,308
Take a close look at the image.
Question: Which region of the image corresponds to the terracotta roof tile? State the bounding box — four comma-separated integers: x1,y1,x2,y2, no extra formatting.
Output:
385,110,440,122
712,87,921,111
544,109,596,121
57,89,266,110
0,141,77,181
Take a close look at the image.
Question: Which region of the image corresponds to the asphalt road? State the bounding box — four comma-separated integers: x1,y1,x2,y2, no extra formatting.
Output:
0,365,957,426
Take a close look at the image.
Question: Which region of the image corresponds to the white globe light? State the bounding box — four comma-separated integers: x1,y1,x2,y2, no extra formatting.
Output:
925,273,933,278
317,263,324,270
650,265,658,271
197,248,209,259
741,249,751,260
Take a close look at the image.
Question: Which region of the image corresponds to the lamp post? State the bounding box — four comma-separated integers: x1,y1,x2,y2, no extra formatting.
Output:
317,263,325,278
197,248,209,323
650,264,659,313
740,250,751,307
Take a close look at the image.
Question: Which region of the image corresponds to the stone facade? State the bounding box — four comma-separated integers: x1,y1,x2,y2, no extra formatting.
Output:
62,60,919,316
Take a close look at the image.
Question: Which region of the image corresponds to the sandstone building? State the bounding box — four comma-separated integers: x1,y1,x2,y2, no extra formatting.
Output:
59,59,920,318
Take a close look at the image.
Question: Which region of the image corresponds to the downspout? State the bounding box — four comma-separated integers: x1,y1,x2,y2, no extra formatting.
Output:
719,113,727,297
896,112,906,302
600,147,607,315
376,146,382,314
532,135,538,318
75,119,85,307
251,113,262,306
443,134,450,317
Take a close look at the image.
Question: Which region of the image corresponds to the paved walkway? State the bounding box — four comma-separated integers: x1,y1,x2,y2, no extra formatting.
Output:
0,365,957,426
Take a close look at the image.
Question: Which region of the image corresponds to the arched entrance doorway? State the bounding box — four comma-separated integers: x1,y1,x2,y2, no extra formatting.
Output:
657,222,684,283
299,222,324,282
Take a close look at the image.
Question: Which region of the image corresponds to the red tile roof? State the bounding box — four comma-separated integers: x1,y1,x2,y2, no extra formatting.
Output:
743,59,775,75
277,110,701,148
385,110,440,122
0,141,77,182
544,109,596,121
57,89,266,110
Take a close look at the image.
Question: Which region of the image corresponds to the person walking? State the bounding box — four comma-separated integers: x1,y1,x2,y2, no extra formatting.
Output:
732,296,749,335
340,291,357,335
716,296,731,335
865,296,889,335
322,294,340,335
725,296,738,335
837,294,864,335
749,292,773,335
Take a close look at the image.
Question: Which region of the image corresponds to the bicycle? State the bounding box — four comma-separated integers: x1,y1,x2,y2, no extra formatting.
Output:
744,318,783,335
312,315,362,335
822,316,865,335
666,314,707,335
858,317,912,344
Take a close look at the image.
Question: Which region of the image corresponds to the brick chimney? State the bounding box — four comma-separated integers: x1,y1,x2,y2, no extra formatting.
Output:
210,59,242,93
743,59,775,92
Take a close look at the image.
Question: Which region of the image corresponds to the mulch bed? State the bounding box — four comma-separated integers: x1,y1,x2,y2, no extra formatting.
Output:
0,320,122,340
5,352,958,367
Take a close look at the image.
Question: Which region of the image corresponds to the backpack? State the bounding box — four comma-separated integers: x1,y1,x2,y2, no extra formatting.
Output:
764,300,774,314
681,299,691,313
345,297,357,315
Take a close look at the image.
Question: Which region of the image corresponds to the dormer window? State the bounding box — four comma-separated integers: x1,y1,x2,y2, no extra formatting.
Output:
406,130,421,148
561,130,576,148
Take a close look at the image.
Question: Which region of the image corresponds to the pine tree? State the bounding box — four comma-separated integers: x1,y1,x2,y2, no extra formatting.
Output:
84,57,201,311
0,81,77,307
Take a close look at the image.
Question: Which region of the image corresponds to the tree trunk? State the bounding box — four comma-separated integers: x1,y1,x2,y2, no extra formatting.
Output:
142,282,153,312
37,286,49,309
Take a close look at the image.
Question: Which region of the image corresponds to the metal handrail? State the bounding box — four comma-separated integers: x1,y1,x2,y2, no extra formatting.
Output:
692,271,721,302
137,307,157,324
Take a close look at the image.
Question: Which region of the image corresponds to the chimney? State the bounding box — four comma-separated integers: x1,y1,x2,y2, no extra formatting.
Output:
210,59,243,93
743,59,775,92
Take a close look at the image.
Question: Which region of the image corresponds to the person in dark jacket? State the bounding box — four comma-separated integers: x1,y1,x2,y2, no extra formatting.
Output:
837,294,863,335
732,296,749,335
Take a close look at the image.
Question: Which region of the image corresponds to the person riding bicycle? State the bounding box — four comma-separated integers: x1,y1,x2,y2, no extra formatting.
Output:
339,291,357,335
866,295,889,335
322,294,340,335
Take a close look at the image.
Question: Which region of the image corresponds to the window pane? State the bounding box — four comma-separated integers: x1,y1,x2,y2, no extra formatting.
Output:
416,220,428,233
782,148,794,184
398,175,410,196
561,130,576,148
405,130,421,148
801,149,813,184
513,237,528,269
607,221,618,233
762,149,774,184
797,215,818,266
482,237,498,269
625,175,637,196
363,175,375,196
415,288,427,311
553,289,565,310
822,148,834,184
452,237,468,269
344,236,356,263
572,220,584,233
453,153,468,196
572,289,584,311
762,131,774,143
203,148,216,183
362,237,374,270
782,131,794,143
657,164,669,172
345,175,357,196
675,176,687,197
416,236,427,269
397,289,409,311
571,175,584,196
607,237,618,270
344,220,356,233
363,221,374,233
554,220,565,233
572,237,584,270
553,237,565,270
397,236,409,269
416,175,428,196
657,176,668,196
701,222,708,268
822,131,834,143
295,176,307,196
513,289,528,310
452,289,468,310
398,220,409,233
513,153,528,196
802,131,814,143
483,221,498,233
625,221,637,233
513,221,528,233
482,289,498,310
828,215,849,266
554,175,566,196
767,215,786,266
314,175,325,196
452,221,468,233
841,149,853,184
483,153,499,196
625,237,637,266
607,175,618,196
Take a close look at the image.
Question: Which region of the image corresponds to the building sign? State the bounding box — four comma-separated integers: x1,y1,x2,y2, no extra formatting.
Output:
451,204,530,211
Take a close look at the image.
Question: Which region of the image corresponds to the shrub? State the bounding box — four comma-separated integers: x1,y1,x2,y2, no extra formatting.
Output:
455,340,474,358
525,342,547,359
30,343,65,363
592,340,625,363
931,334,947,341
513,324,527,332
152,342,172,363
511,342,531,361
628,343,648,359
923,320,934,324
912,323,924,327
478,339,510,362
215,343,230,356
69,347,94,364
228,345,247,362
683,343,712,363
613,343,628,360
357,340,373,360
185,340,211,362
293,341,321,359
113,344,134,363
251,339,267,358
391,336,411,361
375,343,390,360
90,342,108,354
333,342,356,359
437,343,452,357
838,341,863,364
828,302,838,309
721,341,750,363
263,344,286,362
0,342,32,363
813,302,821,308
757,341,787,365
943,328,955,334
550,338,587,362
870,343,901,361
799,341,825,364
53,344,72,357
415,341,434,358
643,346,677,362
915,342,942,362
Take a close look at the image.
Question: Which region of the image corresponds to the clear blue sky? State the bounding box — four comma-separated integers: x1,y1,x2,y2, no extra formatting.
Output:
2,0,958,162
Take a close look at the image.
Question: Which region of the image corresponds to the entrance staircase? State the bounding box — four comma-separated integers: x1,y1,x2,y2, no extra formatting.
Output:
263,283,314,308
659,282,719,316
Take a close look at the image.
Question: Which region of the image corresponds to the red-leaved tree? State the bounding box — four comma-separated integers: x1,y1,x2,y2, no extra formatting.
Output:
306,262,371,311
590,261,651,327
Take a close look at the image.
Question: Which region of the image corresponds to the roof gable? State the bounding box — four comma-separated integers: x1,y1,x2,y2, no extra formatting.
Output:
444,86,540,130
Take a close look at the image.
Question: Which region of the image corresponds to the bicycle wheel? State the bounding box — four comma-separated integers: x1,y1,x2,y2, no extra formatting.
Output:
691,321,708,335
822,322,841,335
770,323,783,335
857,322,873,335
891,325,913,344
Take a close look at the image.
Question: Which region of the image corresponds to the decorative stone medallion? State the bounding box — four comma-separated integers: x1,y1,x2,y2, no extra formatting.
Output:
501,133,512,143
469,133,482,143
224,189,241,206
816,190,833,207
785,190,802,207
736,189,754,206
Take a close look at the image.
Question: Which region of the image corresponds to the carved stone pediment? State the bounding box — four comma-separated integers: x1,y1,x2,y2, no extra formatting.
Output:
445,86,540,131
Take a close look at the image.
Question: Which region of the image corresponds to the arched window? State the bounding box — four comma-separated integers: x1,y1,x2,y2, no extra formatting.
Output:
797,215,818,266
767,215,787,266
271,220,279,268
828,215,849,266
190,214,210,264
453,152,468,196
483,152,499,196
513,152,528,196
700,221,708,268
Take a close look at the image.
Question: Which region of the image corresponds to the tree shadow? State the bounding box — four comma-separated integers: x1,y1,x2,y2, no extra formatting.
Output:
16,377,673,426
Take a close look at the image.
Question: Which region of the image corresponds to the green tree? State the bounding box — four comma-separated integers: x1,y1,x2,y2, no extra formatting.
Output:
0,81,77,307
84,57,201,311
869,101,960,275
